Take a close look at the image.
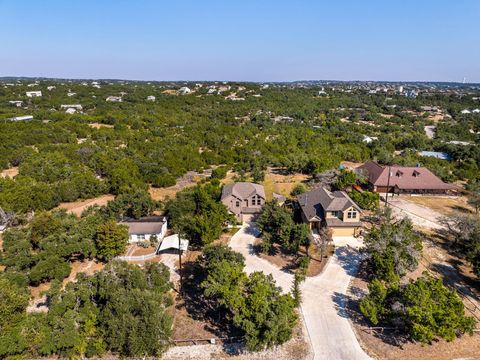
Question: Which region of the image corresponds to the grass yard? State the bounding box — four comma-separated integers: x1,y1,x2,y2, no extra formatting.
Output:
401,195,474,217
261,168,309,200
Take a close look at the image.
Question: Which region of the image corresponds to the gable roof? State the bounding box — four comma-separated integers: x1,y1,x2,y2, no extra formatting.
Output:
297,187,361,221
119,216,166,235
221,182,266,201
357,161,454,190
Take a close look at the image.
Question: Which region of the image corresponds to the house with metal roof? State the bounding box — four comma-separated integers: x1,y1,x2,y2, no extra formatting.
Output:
119,216,167,243
297,187,362,237
221,182,266,223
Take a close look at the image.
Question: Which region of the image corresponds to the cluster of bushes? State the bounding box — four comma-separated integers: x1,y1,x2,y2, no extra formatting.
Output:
0,261,173,358
0,209,129,286
165,182,234,246
256,200,311,254
359,210,475,343
200,245,298,351
360,275,475,343
443,214,480,278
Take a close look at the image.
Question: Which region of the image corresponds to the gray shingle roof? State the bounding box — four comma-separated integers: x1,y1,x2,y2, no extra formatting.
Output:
297,187,361,221
221,182,266,201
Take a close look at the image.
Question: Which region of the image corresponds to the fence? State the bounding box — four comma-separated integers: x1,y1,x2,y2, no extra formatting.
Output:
116,252,158,261
420,255,480,324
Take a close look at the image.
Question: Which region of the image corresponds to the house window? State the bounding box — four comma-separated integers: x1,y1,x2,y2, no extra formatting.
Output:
137,234,145,241
236,201,240,207
331,211,339,217
347,209,357,219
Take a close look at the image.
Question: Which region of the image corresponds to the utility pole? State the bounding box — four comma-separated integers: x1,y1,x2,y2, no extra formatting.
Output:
178,233,183,296
385,164,392,206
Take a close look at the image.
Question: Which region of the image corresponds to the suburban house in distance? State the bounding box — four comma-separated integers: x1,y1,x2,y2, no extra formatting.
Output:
297,187,362,236
119,216,167,243
357,161,456,195
221,182,266,222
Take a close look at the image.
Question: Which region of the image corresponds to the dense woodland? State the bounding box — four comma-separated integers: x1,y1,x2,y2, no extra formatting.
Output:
1,79,479,358
1,80,479,214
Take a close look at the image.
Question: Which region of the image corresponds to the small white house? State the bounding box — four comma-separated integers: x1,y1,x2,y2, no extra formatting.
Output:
106,96,122,102
65,108,77,114
178,86,191,94
8,100,23,107
146,95,156,101
47,86,56,91
362,135,378,144
67,92,77,97
119,216,167,243
461,109,471,114
10,115,33,122
60,104,83,110
26,91,42,97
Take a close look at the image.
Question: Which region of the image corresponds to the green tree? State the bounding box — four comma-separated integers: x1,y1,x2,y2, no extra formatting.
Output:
363,217,422,282
256,201,294,251
95,221,128,260
290,183,307,197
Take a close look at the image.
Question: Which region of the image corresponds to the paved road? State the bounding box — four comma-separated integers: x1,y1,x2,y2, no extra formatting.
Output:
229,224,371,360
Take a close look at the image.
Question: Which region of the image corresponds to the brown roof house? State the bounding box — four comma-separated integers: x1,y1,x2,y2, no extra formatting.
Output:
297,187,362,237
357,161,455,195
119,216,167,243
221,182,266,223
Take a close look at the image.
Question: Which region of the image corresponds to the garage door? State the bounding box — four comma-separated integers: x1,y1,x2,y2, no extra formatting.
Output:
332,227,356,237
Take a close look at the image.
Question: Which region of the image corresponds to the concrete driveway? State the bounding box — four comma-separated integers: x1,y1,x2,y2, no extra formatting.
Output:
301,236,371,360
229,223,294,293
229,224,371,360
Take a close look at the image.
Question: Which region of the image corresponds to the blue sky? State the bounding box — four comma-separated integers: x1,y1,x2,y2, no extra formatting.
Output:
1,0,479,82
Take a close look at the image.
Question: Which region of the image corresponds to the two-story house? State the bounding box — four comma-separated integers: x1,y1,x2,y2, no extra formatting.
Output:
297,187,362,236
221,182,266,223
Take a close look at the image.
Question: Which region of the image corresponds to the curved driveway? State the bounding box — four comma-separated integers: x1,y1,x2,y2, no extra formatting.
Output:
229,224,371,360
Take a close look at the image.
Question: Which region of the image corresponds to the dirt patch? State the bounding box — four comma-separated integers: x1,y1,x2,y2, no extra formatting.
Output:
0,166,19,178
262,168,309,200
130,245,157,256
401,195,473,217
149,171,210,201
172,295,218,342
57,194,115,216
165,323,309,359
88,123,114,129
254,241,332,277
30,282,51,300
62,260,104,288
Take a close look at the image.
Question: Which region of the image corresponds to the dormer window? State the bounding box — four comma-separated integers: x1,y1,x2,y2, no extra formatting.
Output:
347,209,357,219
236,201,240,207
413,170,420,177
396,170,403,177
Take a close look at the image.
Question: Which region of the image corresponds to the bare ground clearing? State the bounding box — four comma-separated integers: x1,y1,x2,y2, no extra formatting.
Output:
0,166,19,178
400,195,474,217
149,170,211,201
87,122,114,129
57,194,115,216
